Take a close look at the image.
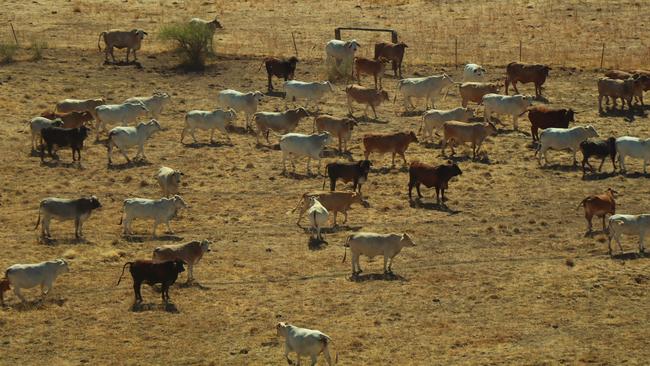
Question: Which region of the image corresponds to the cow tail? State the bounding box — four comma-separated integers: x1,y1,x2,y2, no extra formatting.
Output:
291,196,305,213
257,59,264,72
118,204,124,225
34,204,41,230
116,262,132,286
342,235,351,263
98,32,106,52
418,113,425,134
576,198,588,211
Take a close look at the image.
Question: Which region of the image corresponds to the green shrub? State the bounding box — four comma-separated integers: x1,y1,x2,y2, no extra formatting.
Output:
0,42,18,64
29,40,48,61
159,23,213,71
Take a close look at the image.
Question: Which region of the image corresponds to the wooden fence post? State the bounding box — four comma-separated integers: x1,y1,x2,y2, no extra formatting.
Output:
600,43,605,69
9,22,19,46
454,38,458,69
291,32,299,57
519,40,522,62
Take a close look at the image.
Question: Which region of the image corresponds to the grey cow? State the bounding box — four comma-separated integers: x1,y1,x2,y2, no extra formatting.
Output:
34,196,102,239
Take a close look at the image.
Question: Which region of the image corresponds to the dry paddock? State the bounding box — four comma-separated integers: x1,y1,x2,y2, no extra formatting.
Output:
1,1,650,365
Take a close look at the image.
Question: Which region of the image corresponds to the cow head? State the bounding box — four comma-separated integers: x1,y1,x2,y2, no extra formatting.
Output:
380,90,390,101
173,260,186,274
172,195,188,209
397,42,408,49
131,29,147,39
172,170,184,184
294,107,310,119
200,239,212,253
55,259,70,274
252,91,264,103
400,233,416,247
584,125,599,138
318,132,332,145
153,91,171,101
324,81,334,93
446,160,463,177
485,122,498,136
287,56,299,67
226,108,238,121
77,126,90,140
408,131,419,144
88,195,102,210
308,196,321,208
358,159,372,173
605,187,619,198
143,119,163,133
276,322,290,337
565,109,576,123
209,18,223,30
345,39,361,53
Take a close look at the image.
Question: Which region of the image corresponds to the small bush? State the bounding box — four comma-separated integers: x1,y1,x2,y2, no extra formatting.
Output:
0,42,18,64
159,23,213,71
29,40,48,61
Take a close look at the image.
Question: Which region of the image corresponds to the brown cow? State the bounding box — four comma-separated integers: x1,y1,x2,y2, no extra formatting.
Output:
442,121,497,159
408,161,462,203
345,84,390,119
505,62,551,97
41,110,94,129
577,188,617,235
363,131,418,167
313,114,357,152
374,42,408,78
527,106,575,142
352,57,388,88
263,56,298,91
459,82,500,107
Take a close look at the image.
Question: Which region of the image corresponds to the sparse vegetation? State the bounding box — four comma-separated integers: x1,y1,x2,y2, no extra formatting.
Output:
159,23,213,71
28,39,48,61
0,42,18,64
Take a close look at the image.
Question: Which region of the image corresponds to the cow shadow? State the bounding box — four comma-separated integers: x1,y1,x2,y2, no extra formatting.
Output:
619,171,650,178
599,107,645,122
302,225,362,235
183,141,234,149
39,236,89,245
444,154,493,165
177,281,210,290
265,90,286,98
371,166,409,175
321,148,354,160
582,171,617,181
281,171,323,180
398,110,425,117
130,302,179,313
350,114,389,124
225,125,254,136
533,95,550,103
107,159,152,171
104,60,143,69
10,297,67,311
409,199,461,214
123,234,183,242
307,237,328,250
420,141,442,149
349,272,407,282
40,159,83,169
539,163,579,172
255,142,281,151
611,252,648,261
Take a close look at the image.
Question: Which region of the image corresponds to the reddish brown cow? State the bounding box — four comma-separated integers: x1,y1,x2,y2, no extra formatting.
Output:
363,131,418,167
374,42,408,78
505,62,551,97
408,161,462,203
527,106,575,142
41,110,94,129
353,57,388,88
0,277,10,306
577,188,617,235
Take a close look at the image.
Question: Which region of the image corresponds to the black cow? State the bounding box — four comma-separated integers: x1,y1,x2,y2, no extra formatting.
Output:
580,137,617,175
263,56,298,91
323,160,371,195
40,126,90,162
117,260,185,304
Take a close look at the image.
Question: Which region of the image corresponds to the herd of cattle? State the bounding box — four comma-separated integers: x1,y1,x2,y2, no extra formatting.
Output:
4,19,650,364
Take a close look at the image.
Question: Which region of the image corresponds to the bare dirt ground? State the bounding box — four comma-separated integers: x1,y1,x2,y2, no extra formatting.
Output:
1,1,650,365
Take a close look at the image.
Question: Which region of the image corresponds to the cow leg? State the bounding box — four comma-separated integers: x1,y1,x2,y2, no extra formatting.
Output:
342,210,348,224
435,186,440,203
189,128,199,143
187,264,194,283
306,158,311,175
383,255,389,274
74,217,81,239
310,355,318,366
134,280,143,303
391,152,396,167
347,96,354,116
166,221,174,234
640,232,646,253
400,152,408,166
512,115,519,131
125,48,130,63
644,159,648,175
14,287,26,303
572,149,577,166
585,213,593,233
109,47,116,63
43,217,51,238
351,253,359,275
267,74,273,92
512,81,519,94
41,281,52,298
118,147,131,164
152,221,158,237
598,157,605,172
598,95,604,113
332,211,337,226
416,183,423,199
209,128,215,143
601,215,607,232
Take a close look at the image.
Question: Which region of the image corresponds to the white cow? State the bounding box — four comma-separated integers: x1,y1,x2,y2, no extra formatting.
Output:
279,132,331,175
616,136,650,174
306,197,329,241
107,119,162,165
419,107,474,141
181,109,237,144
284,80,334,108
276,322,335,366
607,214,650,255
395,74,455,110
156,166,183,197
5,259,69,303
217,89,264,129
119,195,188,236
124,92,171,119
325,39,360,69
95,101,150,140
343,232,415,275
463,63,486,82
536,125,599,166
482,93,533,130
29,117,63,150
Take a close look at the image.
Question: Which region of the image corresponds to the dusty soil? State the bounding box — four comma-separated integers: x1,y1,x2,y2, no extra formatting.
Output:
1,1,650,365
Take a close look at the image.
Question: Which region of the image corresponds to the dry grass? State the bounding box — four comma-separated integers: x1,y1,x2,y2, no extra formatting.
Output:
1,0,650,365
